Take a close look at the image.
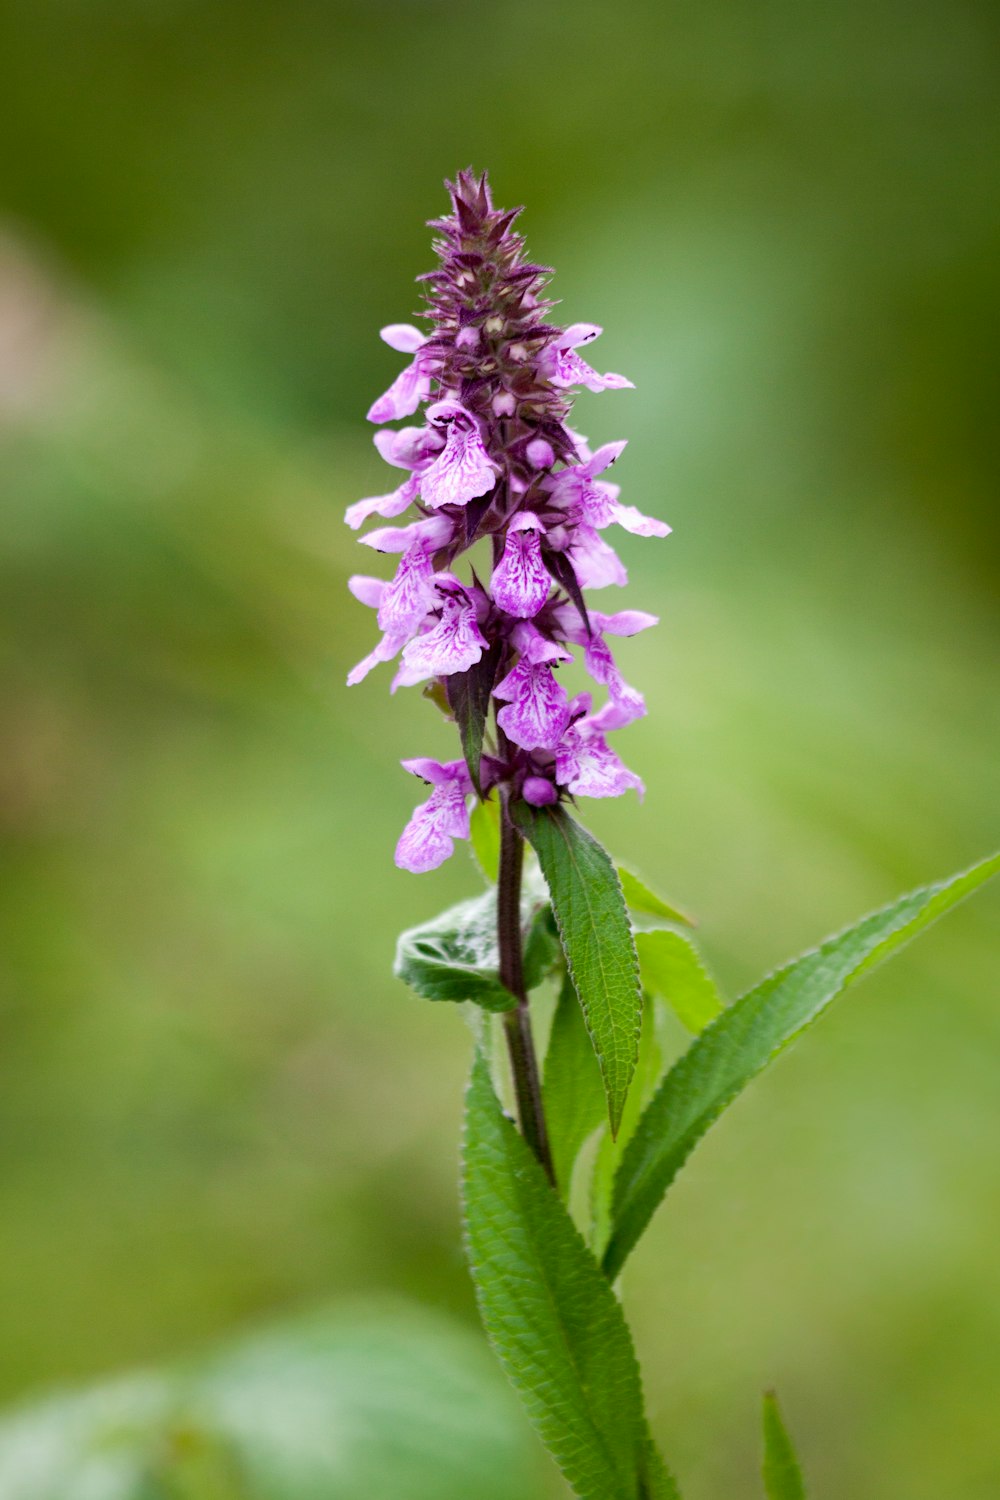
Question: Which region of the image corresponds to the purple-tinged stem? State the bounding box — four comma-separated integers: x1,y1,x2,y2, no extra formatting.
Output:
498,785,555,1185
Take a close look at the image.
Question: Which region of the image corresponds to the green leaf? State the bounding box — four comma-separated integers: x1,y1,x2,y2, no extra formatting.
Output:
395,886,559,1013
603,852,1000,1279
762,1392,807,1500
618,868,695,928
513,803,642,1137
446,641,503,794
640,1437,684,1500
543,971,607,1197
0,1304,542,1500
470,797,501,882
590,995,663,1260
635,929,723,1033
463,1053,661,1500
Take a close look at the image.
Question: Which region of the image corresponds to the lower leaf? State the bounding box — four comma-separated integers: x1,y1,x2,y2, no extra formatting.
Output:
463,1052,656,1500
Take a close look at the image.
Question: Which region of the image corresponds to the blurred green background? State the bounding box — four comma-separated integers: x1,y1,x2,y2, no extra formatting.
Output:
0,0,998,1495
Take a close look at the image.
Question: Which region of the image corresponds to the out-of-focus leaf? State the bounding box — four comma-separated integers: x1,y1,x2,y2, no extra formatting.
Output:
618,868,695,928
470,797,501,882
590,995,662,1261
543,971,606,1198
463,1053,664,1500
604,852,1000,1279
762,1392,807,1500
447,642,502,795
513,803,642,1137
394,886,559,1012
0,1305,541,1500
635,929,723,1034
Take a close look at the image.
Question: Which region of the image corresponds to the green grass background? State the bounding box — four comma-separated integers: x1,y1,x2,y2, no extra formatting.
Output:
0,1,998,1495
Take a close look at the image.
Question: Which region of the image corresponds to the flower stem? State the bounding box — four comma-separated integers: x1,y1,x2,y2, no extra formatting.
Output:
498,787,556,1185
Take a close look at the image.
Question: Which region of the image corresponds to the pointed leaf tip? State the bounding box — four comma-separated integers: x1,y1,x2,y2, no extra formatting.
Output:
604,851,1000,1279
618,866,696,927
513,803,642,1137
762,1392,808,1500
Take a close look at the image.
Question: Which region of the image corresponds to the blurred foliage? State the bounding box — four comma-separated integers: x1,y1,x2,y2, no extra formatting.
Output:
0,1302,542,1500
0,1,997,1497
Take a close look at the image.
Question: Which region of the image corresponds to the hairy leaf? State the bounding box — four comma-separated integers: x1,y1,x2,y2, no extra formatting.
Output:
513,803,642,1136
762,1392,807,1500
463,1054,660,1500
447,641,502,794
635,929,723,1033
544,972,607,1197
395,886,559,1012
619,868,695,928
603,852,1000,1278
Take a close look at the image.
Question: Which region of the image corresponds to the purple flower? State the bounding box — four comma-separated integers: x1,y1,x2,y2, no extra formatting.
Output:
582,636,646,726
374,424,444,471
346,631,409,687
569,524,628,589
557,607,657,727
347,169,668,866
419,402,498,509
395,758,473,872
549,440,669,539
493,626,572,749
491,513,550,618
368,325,434,424
539,324,635,394
555,716,645,800
377,542,437,637
395,585,488,689
345,473,420,531
494,659,571,750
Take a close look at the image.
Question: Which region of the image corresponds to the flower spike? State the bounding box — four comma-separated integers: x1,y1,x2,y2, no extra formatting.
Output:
347,171,668,867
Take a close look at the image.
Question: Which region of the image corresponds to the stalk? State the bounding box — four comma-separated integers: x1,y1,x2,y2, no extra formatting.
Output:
497,787,555,1185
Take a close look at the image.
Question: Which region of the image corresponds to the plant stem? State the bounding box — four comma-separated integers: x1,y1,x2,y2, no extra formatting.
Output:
497,787,556,1185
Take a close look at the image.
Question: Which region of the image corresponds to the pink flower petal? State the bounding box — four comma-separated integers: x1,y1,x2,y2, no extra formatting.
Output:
494,660,571,750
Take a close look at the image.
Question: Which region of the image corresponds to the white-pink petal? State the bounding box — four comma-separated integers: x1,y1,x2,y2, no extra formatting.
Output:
395,779,471,873
395,595,487,686
347,575,386,609
491,516,550,619
420,421,498,509
380,324,426,354
367,358,432,424
346,630,407,687
608,501,671,538
378,544,436,635
494,660,571,750
344,475,419,531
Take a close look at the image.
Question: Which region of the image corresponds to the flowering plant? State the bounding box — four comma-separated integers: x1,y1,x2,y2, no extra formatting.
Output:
347,171,998,1499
